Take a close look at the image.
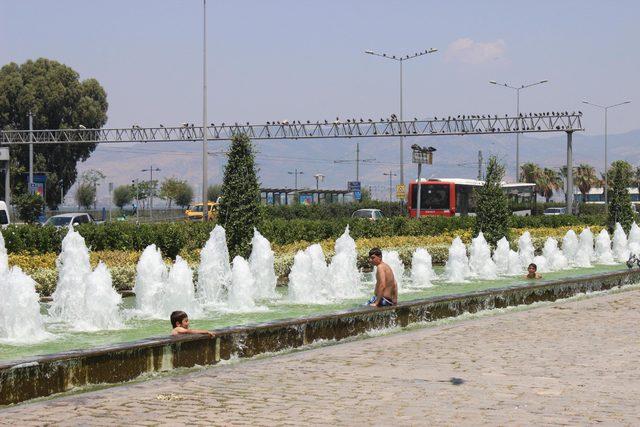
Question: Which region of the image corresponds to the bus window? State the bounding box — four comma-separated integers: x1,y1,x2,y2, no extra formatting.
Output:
411,184,450,210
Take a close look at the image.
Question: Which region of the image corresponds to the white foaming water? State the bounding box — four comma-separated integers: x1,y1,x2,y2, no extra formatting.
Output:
518,232,535,269
468,232,497,280
595,229,616,265
163,256,202,317
532,255,548,272
628,222,640,257
0,229,7,274
134,245,169,317
492,237,522,276
541,238,568,271
197,225,231,305
410,248,437,288
574,228,594,268
562,230,579,266
612,223,630,262
381,250,405,292
326,226,362,299
445,237,470,282
50,227,122,331
0,231,50,343
288,245,330,304
249,229,277,300
227,256,263,311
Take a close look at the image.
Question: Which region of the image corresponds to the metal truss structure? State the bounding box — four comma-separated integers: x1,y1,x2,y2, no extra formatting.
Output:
0,112,583,145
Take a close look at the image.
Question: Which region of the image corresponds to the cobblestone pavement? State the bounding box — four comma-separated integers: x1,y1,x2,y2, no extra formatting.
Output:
2,289,640,426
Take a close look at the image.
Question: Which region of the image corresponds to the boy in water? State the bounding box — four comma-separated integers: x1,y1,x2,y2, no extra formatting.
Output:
170,310,214,337
367,248,398,307
525,263,542,279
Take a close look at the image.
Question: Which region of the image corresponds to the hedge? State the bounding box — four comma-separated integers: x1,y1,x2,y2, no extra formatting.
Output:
260,201,405,220
0,214,614,256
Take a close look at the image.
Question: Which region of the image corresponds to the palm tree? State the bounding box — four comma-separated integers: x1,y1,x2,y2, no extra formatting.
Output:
574,164,600,203
536,168,563,203
520,162,542,184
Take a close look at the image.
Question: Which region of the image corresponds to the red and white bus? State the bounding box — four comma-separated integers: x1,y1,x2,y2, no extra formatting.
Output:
407,178,536,217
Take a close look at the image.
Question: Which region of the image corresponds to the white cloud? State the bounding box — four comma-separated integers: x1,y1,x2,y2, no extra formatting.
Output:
445,38,506,64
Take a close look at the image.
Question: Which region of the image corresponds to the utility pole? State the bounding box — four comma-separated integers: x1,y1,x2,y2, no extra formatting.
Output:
382,170,397,202
477,150,483,180
288,169,304,202
334,143,375,181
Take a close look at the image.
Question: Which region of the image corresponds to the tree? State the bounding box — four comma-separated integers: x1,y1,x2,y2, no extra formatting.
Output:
634,165,640,203
112,185,133,209
574,163,600,202
360,186,372,202
519,162,542,184
536,168,563,203
608,160,634,233
75,182,96,210
14,193,45,223
174,182,194,209
160,177,188,209
473,156,510,246
0,58,108,209
218,133,260,258
207,184,223,202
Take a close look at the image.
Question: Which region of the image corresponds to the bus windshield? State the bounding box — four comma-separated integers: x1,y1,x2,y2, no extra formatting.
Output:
411,184,450,210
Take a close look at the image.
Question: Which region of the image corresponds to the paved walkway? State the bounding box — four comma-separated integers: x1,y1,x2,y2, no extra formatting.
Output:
2,289,640,426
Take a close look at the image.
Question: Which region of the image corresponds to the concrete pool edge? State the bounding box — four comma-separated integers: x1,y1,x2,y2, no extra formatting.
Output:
2,268,639,406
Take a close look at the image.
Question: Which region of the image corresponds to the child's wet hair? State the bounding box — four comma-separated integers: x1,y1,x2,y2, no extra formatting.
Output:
170,310,188,328
528,263,537,270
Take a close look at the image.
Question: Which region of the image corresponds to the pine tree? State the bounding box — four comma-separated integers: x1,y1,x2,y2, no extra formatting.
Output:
607,161,634,233
218,133,261,258
473,156,510,246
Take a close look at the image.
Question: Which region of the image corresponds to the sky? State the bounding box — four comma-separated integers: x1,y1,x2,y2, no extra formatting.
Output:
1,0,639,201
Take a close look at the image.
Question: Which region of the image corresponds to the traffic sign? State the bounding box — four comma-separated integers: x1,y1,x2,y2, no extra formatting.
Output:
354,190,361,201
347,181,361,191
396,184,406,200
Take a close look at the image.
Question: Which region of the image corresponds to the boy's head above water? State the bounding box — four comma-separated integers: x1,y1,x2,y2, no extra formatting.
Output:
170,310,189,329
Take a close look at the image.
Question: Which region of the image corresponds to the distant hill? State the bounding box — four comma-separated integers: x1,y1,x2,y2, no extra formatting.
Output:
75,128,640,206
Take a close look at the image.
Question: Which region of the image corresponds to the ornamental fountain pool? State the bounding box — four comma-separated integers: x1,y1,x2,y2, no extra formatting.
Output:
1,223,639,363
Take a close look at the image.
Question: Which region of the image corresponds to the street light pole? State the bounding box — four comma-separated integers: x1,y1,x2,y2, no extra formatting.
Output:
383,170,397,202
288,169,304,201
365,48,437,188
141,165,160,220
489,79,548,181
201,0,208,222
582,99,632,213
28,112,33,192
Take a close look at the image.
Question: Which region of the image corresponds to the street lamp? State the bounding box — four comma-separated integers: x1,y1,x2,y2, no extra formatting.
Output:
313,173,325,190
288,169,304,203
141,165,161,220
411,144,436,218
202,0,208,222
489,79,548,181
365,47,437,188
382,170,397,202
582,99,632,212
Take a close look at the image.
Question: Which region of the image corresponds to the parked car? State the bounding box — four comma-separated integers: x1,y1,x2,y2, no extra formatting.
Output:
0,201,10,228
351,209,384,220
543,207,567,216
44,213,96,228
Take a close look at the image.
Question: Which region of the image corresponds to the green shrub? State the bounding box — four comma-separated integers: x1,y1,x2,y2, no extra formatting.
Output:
260,200,405,220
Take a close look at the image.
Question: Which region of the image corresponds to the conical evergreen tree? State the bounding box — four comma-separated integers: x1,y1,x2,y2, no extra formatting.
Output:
473,156,510,246
607,160,634,233
218,133,261,258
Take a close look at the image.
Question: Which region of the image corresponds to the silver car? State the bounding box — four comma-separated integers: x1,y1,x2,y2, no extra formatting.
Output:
351,209,384,220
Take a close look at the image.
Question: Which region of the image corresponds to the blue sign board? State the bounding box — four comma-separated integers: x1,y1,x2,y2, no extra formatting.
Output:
347,181,361,191
354,190,362,201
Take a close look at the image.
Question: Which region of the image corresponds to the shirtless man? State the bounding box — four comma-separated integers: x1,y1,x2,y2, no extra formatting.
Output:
367,248,398,307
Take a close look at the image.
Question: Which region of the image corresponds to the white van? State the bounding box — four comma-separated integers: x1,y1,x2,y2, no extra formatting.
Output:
0,201,10,228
